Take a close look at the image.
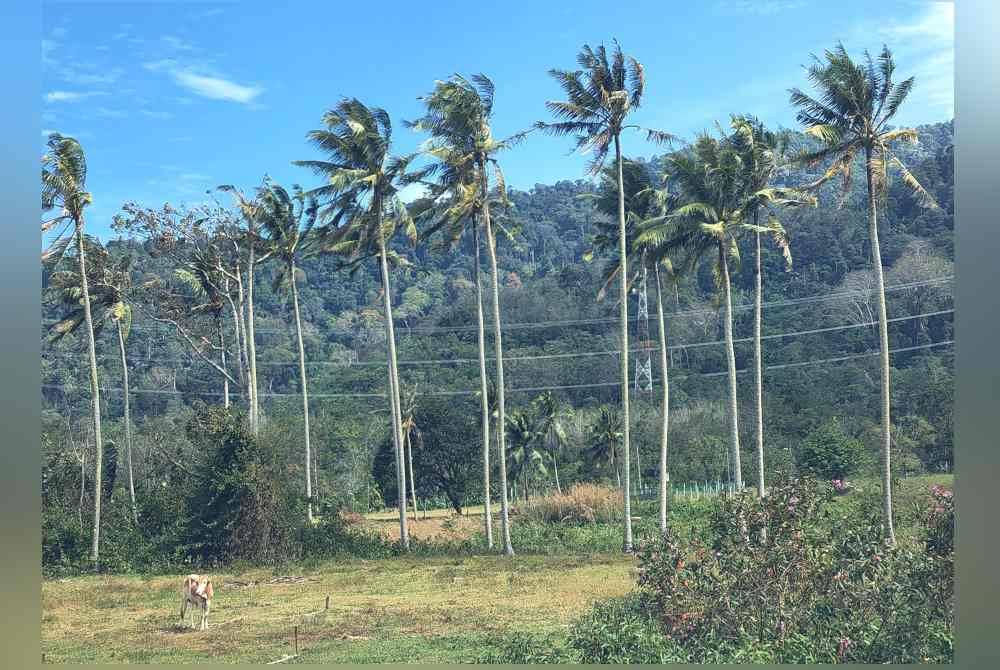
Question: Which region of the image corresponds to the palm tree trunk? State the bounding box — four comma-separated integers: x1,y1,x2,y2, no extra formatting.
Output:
753,226,765,498
865,148,896,546
552,452,561,494
377,226,409,549
76,222,104,562
654,265,670,534
116,320,138,525
289,261,314,523
481,166,514,556
720,243,743,490
78,447,85,530
472,221,494,549
614,133,633,553
406,429,418,520
246,244,259,435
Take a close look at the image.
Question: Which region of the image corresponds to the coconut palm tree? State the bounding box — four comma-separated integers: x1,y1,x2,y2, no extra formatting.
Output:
587,157,679,533
294,98,428,550
533,392,569,494
408,74,527,554
637,132,749,491
47,240,140,525
538,41,676,552
728,115,816,497
789,44,939,544
506,404,547,503
42,133,106,561
256,179,322,523
585,406,624,487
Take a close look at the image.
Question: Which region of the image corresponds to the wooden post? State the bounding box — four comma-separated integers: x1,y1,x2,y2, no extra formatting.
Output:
294,626,298,654
325,595,330,611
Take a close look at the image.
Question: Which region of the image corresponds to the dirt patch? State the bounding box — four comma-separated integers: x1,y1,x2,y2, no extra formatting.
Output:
364,513,485,542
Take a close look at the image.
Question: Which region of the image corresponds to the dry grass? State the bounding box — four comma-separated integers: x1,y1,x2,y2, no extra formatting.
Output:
518,483,623,524
41,554,634,663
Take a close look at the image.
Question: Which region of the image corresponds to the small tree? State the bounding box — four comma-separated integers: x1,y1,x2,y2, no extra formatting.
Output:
799,418,865,481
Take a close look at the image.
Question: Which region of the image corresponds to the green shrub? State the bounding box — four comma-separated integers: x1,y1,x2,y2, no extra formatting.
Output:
568,592,680,663
476,631,578,664
593,476,957,663
799,418,865,480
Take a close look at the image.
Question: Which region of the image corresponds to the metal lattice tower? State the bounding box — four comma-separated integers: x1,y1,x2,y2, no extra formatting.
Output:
633,266,653,393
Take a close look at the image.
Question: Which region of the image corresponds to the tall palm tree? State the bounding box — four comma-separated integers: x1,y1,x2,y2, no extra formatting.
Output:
42,133,105,561
588,157,678,534
538,41,675,552
789,44,939,544
256,180,322,523
637,132,749,491
47,240,140,525
295,98,428,549
729,115,816,497
408,74,526,554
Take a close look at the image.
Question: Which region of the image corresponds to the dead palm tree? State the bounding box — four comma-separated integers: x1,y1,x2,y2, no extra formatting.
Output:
217,183,277,436
42,133,105,561
789,43,939,544
537,41,676,552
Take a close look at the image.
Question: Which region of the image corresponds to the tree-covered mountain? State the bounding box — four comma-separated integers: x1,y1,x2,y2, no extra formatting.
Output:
42,121,954,515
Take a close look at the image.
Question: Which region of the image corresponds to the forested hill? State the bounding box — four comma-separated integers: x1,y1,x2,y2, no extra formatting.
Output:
42,120,954,508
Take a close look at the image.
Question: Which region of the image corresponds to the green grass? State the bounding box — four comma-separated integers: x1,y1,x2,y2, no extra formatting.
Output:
42,554,634,663
41,474,950,663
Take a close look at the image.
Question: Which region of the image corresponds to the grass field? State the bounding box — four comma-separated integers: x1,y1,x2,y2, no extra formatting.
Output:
41,554,634,663
41,474,950,663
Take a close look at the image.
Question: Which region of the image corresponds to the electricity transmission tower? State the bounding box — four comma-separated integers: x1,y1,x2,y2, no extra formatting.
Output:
631,265,654,493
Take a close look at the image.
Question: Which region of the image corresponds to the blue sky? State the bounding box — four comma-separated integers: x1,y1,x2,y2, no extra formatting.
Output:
42,0,954,239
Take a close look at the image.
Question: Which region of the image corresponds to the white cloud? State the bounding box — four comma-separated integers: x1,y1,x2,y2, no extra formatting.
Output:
875,2,954,122
141,109,173,120
143,57,262,104
161,35,195,52
42,40,57,67
45,90,107,103
142,59,178,72
881,2,953,44
62,66,124,86
171,70,262,104
179,173,212,181
93,107,128,119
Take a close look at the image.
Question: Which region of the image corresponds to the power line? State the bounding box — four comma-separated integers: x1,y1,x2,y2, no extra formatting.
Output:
44,308,954,369
41,339,954,400
41,275,953,336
